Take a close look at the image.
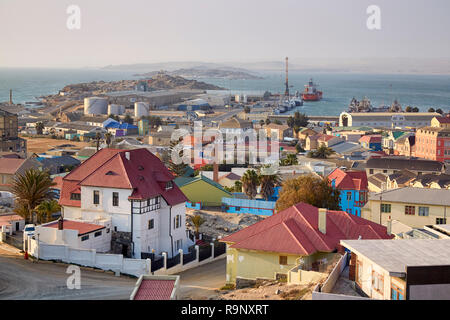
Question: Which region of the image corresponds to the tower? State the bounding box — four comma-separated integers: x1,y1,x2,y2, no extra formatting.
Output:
284,57,289,97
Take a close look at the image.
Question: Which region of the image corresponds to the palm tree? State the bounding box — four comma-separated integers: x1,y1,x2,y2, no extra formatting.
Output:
241,169,259,199
104,132,113,148
308,144,335,159
190,215,206,240
259,167,281,201
94,132,102,151
36,199,61,224
35,122,45,135
11,169,56,224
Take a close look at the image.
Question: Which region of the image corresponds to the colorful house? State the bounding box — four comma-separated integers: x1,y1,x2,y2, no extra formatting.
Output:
174,174,232,207
221,197,276,216
359,135,382,151
328,168,368,217
221,203,392,284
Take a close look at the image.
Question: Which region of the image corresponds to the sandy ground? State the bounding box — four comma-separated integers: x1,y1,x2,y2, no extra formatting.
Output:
186,208,265,239
178,258,226,300
0,244,136,300
219,281,320,300
22,136,90,154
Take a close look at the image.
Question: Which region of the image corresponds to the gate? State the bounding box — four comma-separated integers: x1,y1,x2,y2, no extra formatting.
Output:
151,257,164,272
213,241,226,258
166,253,180,269
198,244,212,262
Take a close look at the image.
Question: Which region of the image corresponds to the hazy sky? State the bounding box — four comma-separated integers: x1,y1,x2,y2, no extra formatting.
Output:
1,0,450,68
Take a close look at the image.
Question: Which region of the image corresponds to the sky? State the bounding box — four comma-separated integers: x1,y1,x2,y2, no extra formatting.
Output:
1,0,450,69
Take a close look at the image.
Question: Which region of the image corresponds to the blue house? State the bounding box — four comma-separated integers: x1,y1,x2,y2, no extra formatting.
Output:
359,135,382,151
328,168,369,217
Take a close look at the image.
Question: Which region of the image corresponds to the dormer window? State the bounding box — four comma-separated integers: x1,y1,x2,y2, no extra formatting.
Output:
106,171,116,175
138,165,144,171
70,193,81,200
165,181,173,190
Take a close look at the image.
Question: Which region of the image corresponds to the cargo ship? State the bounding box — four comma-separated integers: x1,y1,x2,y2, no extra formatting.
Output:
301,78,323,101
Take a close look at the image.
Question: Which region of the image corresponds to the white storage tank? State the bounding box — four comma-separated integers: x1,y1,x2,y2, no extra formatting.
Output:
108,104,125,115
84,97,108,115
134,102,149,118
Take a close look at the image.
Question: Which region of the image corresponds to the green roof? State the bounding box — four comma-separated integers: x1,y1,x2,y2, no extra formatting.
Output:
174,174,232,194
392,131,407,140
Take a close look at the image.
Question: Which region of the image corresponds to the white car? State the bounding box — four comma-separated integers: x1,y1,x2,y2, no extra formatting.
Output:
23,224,35,238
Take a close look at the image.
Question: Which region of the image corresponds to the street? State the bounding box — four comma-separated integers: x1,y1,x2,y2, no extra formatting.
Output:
178,257,226,300
0,245,136,300
0,244,227,300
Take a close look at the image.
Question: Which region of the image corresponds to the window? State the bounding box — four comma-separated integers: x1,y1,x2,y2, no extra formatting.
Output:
436,218,447,225
369,169,374,174
93,190,100,205
391,284,404,300
418,207,429,216
165,181,173,190
279,256,288,265
372,271,384,294
70,193,81,200
112,192,119,206
380,204,391,213
346,192,352,200
405,206,415,215
175,239,183,251
148,219,154,230
94,231,102,237
143,197,160,212
356,261,363,285
174,215,182,229
81,235,89,241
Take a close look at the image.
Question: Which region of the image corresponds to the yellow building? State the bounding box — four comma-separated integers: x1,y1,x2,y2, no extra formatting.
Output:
362,187,450,228
221,203,391,284
174,174,231,207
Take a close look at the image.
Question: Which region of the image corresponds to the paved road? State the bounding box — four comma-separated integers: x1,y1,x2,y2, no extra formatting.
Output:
178,258,226,300
0,245,136,300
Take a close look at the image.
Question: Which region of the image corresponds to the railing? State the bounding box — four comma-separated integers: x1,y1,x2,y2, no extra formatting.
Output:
183,250,196,265
166,253,180,269
151,256,164,272
213,242,226,258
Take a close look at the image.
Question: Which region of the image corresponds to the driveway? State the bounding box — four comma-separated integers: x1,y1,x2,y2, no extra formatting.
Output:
0,244,136,300
177,257,226,300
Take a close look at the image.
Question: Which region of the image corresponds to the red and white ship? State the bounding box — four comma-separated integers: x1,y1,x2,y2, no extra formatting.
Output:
301,78,323,101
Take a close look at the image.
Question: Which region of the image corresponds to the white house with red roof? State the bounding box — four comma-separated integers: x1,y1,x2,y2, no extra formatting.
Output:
58,148,191,258
220,203,391,284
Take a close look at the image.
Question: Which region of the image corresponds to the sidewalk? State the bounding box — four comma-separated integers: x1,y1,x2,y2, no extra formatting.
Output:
0,241,22,255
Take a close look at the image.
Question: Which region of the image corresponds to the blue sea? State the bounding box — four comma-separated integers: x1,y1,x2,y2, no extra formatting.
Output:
1,68,449,116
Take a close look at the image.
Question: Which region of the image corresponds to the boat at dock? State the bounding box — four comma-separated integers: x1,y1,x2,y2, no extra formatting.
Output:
301,78,323,101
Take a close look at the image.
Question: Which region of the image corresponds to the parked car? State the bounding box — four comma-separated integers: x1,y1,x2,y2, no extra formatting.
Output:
23,224,35,238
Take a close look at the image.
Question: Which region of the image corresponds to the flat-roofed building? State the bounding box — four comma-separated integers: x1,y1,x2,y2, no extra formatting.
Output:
341,238,450,300
362,187,450,228
339,112,440,129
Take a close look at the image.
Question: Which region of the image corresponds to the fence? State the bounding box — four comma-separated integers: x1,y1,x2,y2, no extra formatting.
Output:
4,234,23,250
27,238,226,277
214,242,226,258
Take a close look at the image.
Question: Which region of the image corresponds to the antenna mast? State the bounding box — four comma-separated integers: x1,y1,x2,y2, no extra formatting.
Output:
284,57,289,98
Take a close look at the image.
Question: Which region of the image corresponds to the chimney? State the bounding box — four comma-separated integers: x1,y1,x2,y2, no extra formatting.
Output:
318,208,327,234
213,162,219,182
386,219,392,236
58,217,64,230
9,89,12,105
125,151,130,161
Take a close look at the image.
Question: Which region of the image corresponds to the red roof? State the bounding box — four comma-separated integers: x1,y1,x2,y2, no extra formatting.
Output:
0,158,25,174
44,219,104,236
435,117,450,124
133,279,175,300
221,203,391,255
328,168,368,191
359,135,382,144
59,148,187,207
0,214,24,226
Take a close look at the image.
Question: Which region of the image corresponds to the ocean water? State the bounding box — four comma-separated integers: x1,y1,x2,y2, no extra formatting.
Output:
1,68,449,116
